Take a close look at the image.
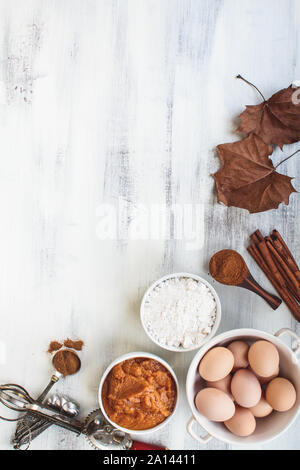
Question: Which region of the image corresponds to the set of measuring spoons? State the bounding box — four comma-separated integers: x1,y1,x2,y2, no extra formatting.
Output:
1,351,81,448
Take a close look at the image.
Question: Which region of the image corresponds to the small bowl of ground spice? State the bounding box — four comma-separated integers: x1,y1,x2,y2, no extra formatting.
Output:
99,352,178,435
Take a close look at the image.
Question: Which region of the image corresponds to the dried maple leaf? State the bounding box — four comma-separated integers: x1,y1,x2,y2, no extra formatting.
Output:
213,133,297,213
236,75,300,149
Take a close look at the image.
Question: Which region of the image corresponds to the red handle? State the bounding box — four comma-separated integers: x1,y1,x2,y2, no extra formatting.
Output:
131,440,166,450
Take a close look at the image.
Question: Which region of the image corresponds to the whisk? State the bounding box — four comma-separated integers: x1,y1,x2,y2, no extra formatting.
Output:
0,384,82,434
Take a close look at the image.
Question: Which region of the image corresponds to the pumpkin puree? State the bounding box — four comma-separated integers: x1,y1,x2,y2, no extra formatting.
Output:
102,357,177,430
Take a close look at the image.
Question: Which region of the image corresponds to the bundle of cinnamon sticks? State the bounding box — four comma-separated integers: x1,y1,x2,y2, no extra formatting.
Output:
248,230,300,322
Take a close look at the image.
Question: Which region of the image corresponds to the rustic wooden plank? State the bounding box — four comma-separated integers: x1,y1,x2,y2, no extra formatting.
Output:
0,0,299,450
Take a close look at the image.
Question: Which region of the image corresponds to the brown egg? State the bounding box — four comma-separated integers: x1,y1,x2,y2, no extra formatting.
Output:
199,347,234,382
227,341,249,370
224,406,256,437
195,388,235,422
255,367,279,386
248,341,279,378
249,394,273,418
266,377,297,412
206,374,232,397
231,369,261,408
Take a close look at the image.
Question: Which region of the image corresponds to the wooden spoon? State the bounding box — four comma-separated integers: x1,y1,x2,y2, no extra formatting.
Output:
209,250,282,310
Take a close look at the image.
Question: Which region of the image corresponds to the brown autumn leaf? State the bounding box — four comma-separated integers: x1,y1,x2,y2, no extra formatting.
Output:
213,133,297,213
237,80,300,149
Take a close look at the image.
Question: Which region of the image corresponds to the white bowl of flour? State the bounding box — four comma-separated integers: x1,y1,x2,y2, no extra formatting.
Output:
140,273,221,352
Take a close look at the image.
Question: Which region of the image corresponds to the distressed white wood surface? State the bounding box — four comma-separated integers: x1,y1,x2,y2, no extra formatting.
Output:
0,0,299,450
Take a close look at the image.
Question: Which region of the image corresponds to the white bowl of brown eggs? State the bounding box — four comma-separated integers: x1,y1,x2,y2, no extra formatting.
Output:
186,328,300,446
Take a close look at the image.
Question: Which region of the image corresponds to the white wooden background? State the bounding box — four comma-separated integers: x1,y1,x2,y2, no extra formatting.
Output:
0,0,299,451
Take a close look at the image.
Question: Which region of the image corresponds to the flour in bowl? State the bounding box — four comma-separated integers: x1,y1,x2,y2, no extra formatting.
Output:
143,277,217,349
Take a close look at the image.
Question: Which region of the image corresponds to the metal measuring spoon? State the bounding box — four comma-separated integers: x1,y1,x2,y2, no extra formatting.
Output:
13,351,81,449
13,395,80,449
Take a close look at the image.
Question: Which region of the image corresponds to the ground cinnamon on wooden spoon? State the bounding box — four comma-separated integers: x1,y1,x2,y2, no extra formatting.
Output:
209,249,282,310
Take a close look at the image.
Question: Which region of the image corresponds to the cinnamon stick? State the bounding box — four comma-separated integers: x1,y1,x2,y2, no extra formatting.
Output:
248,248,300,321
265,238,300,294
272,285,300,321
271,254,300,303
247,244,284,297
250,230,264,244
249,231,300,322
271,230,300,282
271,230,298,265
247,244,273,280
257,239,286,289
